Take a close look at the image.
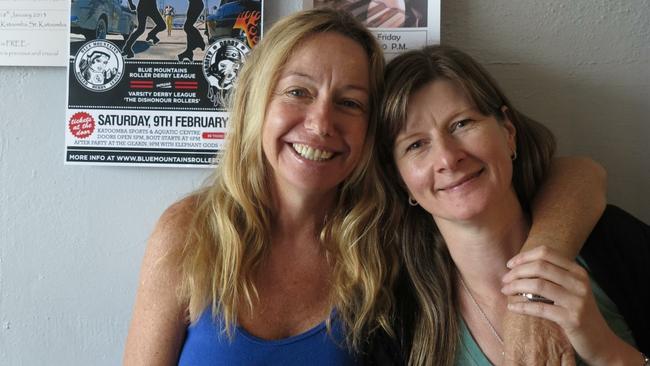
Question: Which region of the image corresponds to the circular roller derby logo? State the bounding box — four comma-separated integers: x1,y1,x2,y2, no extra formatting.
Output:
73,40,124,92
203,37,251,109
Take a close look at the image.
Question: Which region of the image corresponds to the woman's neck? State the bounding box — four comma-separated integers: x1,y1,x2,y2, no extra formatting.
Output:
434,192,531,365
437,193,530,291
269,185,335,251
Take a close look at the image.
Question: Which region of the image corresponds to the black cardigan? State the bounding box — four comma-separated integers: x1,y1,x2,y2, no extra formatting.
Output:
364,205,650,364
579,205,650,353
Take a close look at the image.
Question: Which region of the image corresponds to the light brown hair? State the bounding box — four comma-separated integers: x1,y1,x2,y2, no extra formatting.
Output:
379,45,556,365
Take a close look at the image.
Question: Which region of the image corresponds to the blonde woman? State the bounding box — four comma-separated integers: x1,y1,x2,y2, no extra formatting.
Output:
124,9,392,365
124,10,607,365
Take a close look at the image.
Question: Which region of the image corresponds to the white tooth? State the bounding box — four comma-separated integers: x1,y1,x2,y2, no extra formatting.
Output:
305,146,315,160
293,143,333,161
294,144,305,156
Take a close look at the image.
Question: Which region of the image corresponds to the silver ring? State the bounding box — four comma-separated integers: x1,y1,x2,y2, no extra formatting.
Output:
519,292,554,304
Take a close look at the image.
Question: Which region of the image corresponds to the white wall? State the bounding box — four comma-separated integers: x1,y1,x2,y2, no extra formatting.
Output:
1,1,647,364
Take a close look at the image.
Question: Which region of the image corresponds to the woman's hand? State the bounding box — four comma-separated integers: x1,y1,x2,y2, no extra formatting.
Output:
502,246,641,366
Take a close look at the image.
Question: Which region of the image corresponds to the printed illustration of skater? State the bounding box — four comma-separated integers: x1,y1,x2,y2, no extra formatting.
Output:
122,0,167,58
164,5,175,37
178,0,206,62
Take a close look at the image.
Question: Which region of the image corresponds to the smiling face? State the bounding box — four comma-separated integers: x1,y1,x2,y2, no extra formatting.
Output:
261,32,370,201
393,79,517,224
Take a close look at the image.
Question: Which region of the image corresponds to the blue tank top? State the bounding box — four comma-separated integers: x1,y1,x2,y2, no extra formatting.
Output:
178,309,359,365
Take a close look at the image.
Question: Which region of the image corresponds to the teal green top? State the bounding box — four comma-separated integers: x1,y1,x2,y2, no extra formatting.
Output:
455,257,637,365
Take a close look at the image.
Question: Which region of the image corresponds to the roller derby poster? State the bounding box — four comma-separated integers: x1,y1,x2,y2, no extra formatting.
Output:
66,0,263,167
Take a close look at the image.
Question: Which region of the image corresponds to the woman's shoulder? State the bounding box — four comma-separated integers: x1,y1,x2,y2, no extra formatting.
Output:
148,195,202,259
159,195,201,230
160,195,199,225
123,197,200,365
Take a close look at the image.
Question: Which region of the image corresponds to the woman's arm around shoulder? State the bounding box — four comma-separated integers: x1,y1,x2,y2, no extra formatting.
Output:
503,156,607,366
123,197,196,365
519,156,607,258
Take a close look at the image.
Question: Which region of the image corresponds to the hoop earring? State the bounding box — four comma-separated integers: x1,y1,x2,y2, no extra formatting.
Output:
408,197,418,206
511,150,517,161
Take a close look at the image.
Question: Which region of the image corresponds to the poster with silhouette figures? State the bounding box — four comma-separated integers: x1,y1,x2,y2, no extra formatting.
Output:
309,0,439,60
66,0,263,167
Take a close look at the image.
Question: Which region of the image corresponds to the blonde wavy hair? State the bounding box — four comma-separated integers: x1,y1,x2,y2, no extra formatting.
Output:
179,8,397,350
379,45,556,365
